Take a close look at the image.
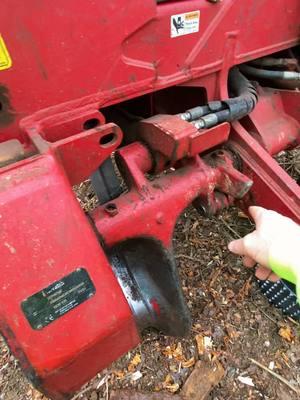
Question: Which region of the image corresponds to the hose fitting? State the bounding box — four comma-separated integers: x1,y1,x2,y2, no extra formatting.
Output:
181,68,258,130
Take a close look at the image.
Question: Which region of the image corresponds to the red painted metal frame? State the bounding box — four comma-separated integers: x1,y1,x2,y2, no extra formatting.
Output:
0,0,299,143
230,122,300,224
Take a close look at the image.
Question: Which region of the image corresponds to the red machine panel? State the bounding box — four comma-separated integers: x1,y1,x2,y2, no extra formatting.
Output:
0,151,139,399
0,0,299,142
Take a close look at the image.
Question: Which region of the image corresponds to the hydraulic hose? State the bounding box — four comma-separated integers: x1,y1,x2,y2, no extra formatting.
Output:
239,64,300,81
180,68,258,129
249,57,298,69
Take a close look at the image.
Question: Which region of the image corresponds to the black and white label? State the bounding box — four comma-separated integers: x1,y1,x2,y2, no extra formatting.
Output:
21,268,96,330
171,10,200,38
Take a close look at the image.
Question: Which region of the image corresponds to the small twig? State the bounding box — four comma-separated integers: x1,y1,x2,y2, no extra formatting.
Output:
260,308,278,325
143,365,155,372
287,316,300,326
249,358,300,395
175,254,202,263
0,362,8,372
96,375,109,390
219,217,241,239
209,265,224,288
105,376,109,400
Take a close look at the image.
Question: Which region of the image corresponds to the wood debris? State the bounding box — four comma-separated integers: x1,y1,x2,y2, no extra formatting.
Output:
181,360,224,400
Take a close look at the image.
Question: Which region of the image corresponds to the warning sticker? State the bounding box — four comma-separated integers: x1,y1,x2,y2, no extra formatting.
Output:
21,268,96,330
0,35,12,71
171,10,200,38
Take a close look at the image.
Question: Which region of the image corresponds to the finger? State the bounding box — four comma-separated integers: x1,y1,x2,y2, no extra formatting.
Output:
267,272,280,282
243,255,256,268
228,238,248,256
229,231,262,259
248,206,264,226
255,265,272,280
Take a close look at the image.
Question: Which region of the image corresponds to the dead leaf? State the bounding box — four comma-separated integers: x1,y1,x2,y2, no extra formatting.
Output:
163,346,173,358
128,353,142,372
163,374,180,393
226,325,240,340
113,369,126,379
162,343,184,361
209,351,220,362
195,334,205,355
278,326,294,343
163,374,173,385
165,383,180,393
174,343,184,360
182,357,195,368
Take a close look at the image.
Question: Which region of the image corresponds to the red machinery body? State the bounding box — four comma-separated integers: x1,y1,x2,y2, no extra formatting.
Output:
0,1,300,399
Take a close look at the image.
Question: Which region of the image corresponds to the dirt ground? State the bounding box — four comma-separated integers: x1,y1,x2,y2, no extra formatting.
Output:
0,152,300,400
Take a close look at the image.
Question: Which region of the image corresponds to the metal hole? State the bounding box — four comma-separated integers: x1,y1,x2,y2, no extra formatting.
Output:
99,133,117,147
83,118,100,130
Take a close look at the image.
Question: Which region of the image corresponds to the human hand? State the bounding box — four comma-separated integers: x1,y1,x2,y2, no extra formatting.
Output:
228,207,300,287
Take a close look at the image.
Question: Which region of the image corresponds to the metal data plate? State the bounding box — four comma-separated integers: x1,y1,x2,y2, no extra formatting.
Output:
21,268,96,330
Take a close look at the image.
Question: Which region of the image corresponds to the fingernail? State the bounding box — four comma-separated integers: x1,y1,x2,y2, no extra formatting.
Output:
228,242,234,251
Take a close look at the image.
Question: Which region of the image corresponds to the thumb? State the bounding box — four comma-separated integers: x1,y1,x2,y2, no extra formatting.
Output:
229,231,265,263
228,238,247,256
248,206,264,225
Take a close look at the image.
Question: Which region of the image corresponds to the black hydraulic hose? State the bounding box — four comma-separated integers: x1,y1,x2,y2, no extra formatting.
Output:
249,57,298,69
180,67,258,129
224,67,258,120
239,64,300,81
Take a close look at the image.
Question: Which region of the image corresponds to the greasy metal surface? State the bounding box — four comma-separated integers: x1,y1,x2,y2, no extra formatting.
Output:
110,237,191,337
0,0,299,141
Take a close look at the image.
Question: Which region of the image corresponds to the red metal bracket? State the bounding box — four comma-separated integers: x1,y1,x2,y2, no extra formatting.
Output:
241,87,300,155
92,140,252,249
230,122,300,223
